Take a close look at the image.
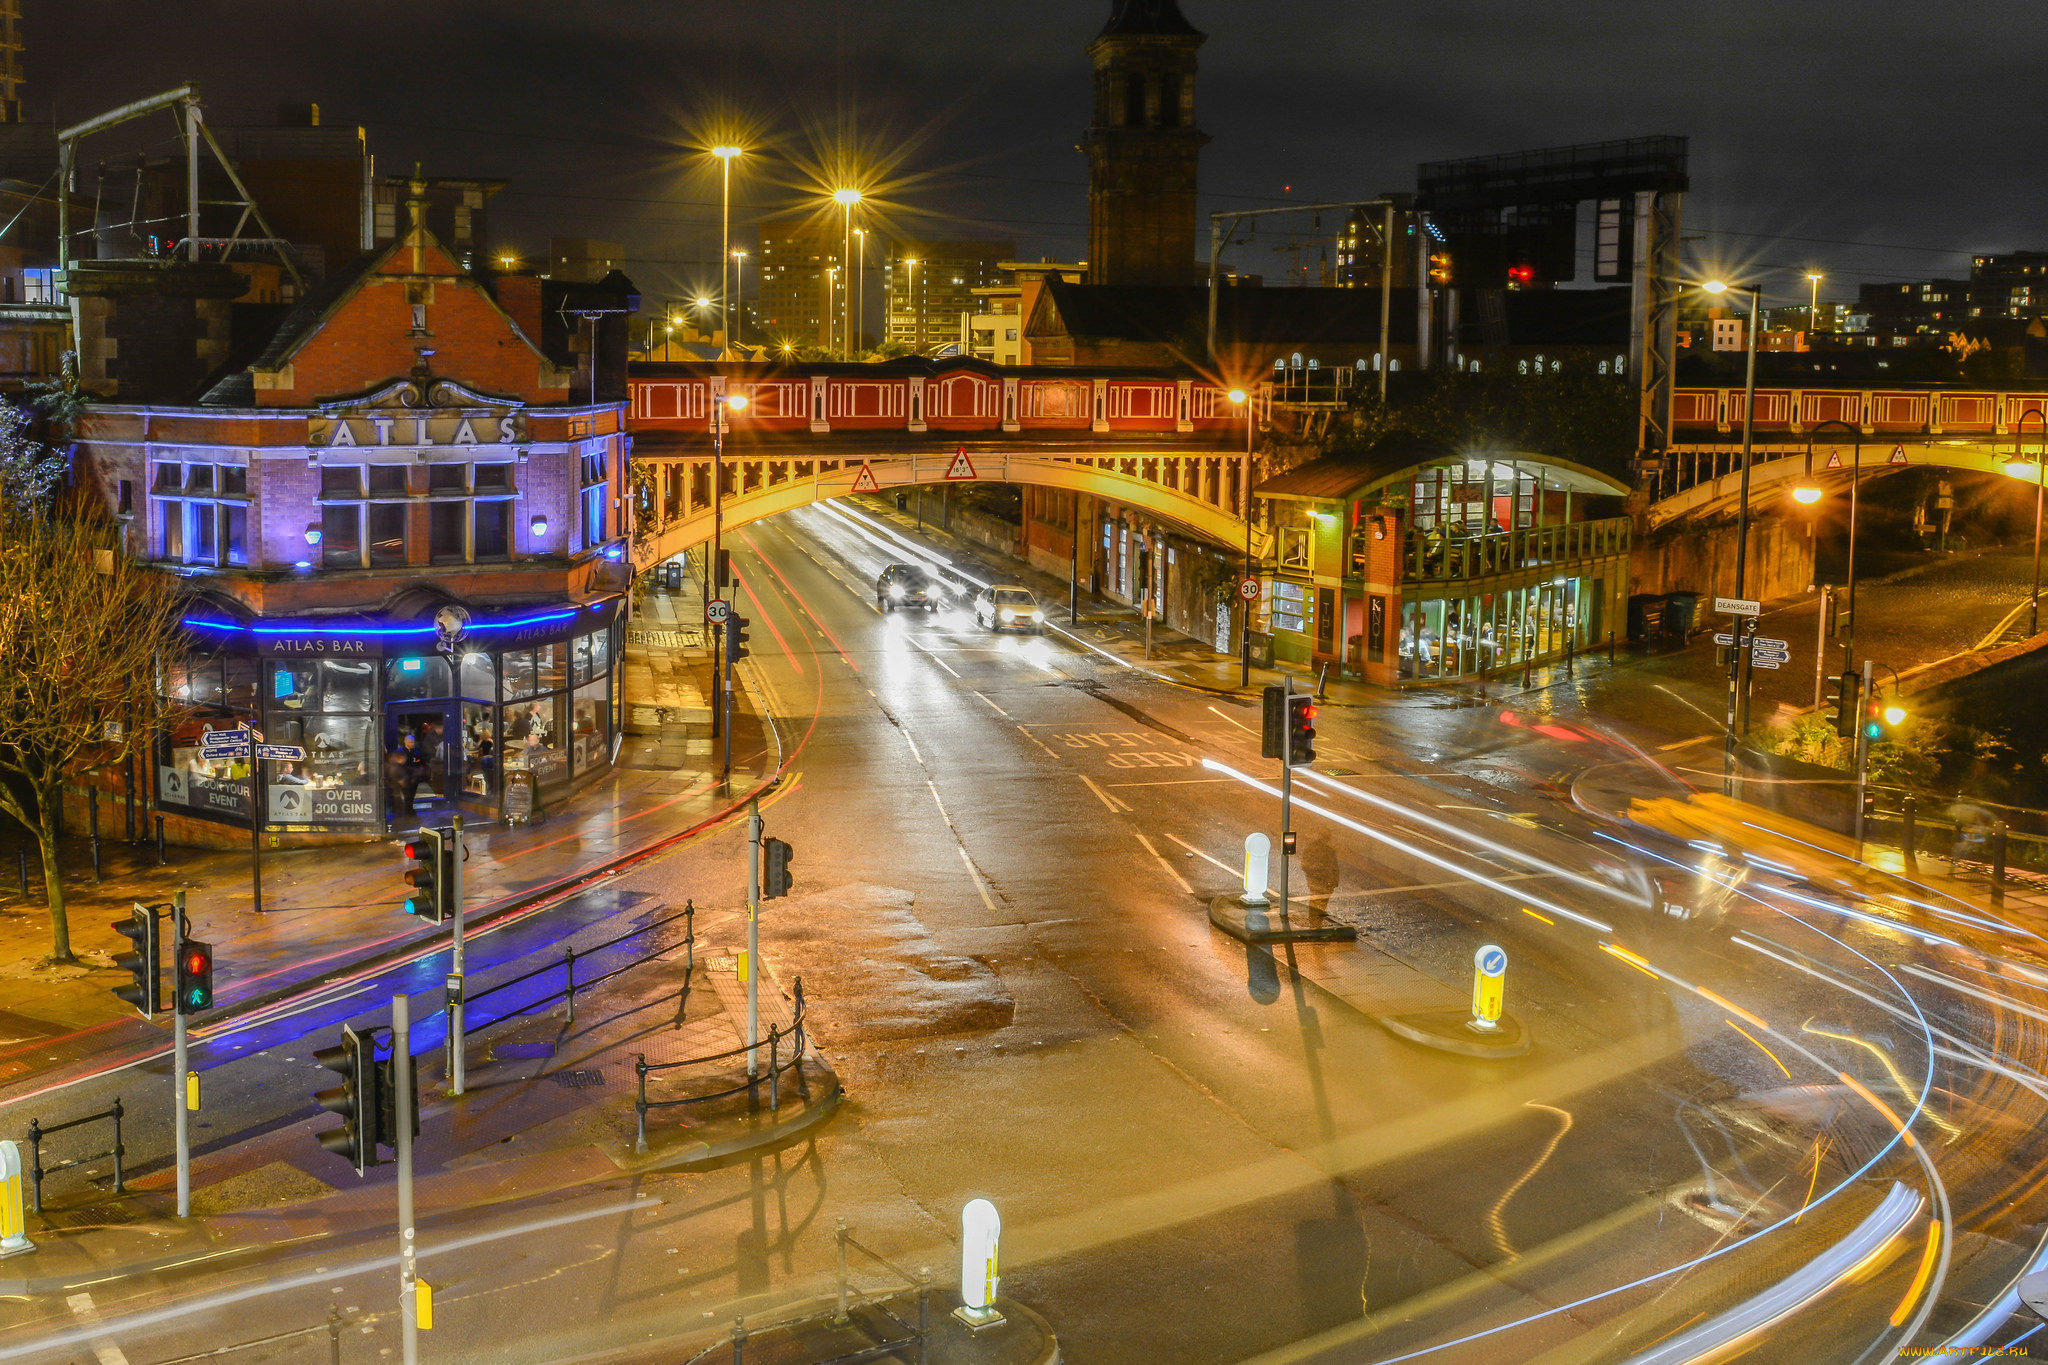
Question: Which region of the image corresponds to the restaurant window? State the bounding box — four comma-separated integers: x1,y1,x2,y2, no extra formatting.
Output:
461,701,497,800
270,658,376,714
535,642,566,693
572,677,609,776
320,465,363,498
220,465,248,497
429,501,466,562
321,504,361,568
368,464,409,496
429,463,469,495
474,500,511,561
501,648,539,699
458,649,497,701
504,692,568,790
474,462,513,492
368,503,407,566
384,655,453,703
1272,580,1308,634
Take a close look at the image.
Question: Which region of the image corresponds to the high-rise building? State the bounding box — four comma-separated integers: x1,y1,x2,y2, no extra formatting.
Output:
1968,252,2048,319
548,238,625,284
755,218,841,351
1336,196,1425,290
1079,0,1208,286
883,240,1015,351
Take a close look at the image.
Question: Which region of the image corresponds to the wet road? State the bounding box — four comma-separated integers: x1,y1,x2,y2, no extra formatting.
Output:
5,501,2048,1362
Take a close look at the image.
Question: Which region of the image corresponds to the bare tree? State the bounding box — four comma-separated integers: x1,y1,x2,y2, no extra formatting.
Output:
0,403,181,963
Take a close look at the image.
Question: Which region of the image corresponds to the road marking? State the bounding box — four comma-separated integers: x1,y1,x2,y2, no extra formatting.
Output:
908,634,962,677
1521,907,1555,925
732,571,803,675
1207,705,1257,734
1079,775,1132,814
1652,684,1727,733
1657,734,1715,752
1164,833,1240,880
1134,832,1194,894
1106,777,1239,787
960,847,999,912
63,1293,128,1365
1018,726,1061,759
973,690,1010,717
902,730,924,765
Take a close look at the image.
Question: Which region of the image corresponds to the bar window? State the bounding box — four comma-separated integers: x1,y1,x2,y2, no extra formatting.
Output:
368,503,407,566
185,463,215,493
474,501,511,561
429,464,469,494
219,465,248,496
153,461,182,492
473,462,513,492
320,465,363,498
321,505,361,568
368,464,409,496
429,501,466,562
222,504,248,566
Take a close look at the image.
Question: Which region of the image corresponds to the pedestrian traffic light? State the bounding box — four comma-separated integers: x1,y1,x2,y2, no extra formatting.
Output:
314,1023,380,1176
110,903,162,1017
1261,684,1286,759
1287,694,1318,766
1826,670,1862,738
726,613,752,663
762,837,794,899
401,828,447,922
174,938,214,1014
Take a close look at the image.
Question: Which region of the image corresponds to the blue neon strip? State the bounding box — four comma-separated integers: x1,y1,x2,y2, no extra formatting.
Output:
182,605,596,637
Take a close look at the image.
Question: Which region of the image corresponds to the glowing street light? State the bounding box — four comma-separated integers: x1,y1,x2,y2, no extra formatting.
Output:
730,248,749,350
712,145,744,358
832,188,862,360
1792,485,1823,505
1883,702,1908,727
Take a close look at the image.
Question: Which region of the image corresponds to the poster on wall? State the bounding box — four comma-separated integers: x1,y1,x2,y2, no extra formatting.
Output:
269,784,380,825
158,766,252,822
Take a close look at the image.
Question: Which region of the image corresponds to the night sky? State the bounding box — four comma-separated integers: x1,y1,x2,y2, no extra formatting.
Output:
35,1,2047,308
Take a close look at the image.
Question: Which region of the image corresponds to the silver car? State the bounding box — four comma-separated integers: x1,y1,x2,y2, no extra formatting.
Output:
974,585,1045,633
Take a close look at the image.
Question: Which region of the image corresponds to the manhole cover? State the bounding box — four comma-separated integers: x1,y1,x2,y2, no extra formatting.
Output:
554,1069,607,1089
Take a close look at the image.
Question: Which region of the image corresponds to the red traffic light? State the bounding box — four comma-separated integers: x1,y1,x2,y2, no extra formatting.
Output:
403,840,426,860
181,948,207,976
1299,704,1317,721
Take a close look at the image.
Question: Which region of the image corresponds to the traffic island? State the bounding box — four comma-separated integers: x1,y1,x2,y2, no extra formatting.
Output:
1209,894,1357,944
1379,1008,1531,1059
612,1291,1060,1365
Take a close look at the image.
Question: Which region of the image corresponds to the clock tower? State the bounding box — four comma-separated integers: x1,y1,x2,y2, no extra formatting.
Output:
1080,0,1208,287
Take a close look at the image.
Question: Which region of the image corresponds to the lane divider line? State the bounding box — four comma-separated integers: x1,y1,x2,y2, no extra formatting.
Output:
1080,775,1132,814
1135,832,1194,895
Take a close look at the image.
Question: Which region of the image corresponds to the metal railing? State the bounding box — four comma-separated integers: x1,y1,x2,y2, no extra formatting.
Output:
1402,516,1631,583
144,1306,353,1364
634,977,807,1154
25,1098,125,1213
465,901,695,1032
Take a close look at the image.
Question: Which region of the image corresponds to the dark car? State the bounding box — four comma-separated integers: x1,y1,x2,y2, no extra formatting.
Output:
877,564,939,612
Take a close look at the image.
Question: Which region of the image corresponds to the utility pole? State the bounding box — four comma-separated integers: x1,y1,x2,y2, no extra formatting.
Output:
172,889,190,1218
1278,677,1293,922
447,814,466,1096
1853,657,1876,855
394,994,419,1365
745,801,762,1079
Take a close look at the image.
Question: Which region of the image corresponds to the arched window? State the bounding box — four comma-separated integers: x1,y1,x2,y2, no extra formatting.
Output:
1290,352,1304,369
1159,74,1180,127
1355,359,1368,371
1124,76,1145,127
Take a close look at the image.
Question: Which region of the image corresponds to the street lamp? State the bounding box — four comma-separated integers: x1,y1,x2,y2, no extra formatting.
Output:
833,188,862,361
1702,277,1762,784
904,258,921,353
1806,272,1824,343
730,249,748,351
1230,386,1254,686
2010,409,2046,635
712,146,743,359
853,227,866,358
707,386,750,748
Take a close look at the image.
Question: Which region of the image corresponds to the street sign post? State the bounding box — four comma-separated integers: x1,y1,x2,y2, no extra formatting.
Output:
1713,597,1761,617
198,727,250,759
1753,637,1787,650
1237,577,1259,602
705,599,731,626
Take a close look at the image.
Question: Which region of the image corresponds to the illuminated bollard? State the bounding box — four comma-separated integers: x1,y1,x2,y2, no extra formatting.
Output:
954,1197,1004,1330
1471,945,1507,1032
0,1139,32,1258
1241,833,1271,907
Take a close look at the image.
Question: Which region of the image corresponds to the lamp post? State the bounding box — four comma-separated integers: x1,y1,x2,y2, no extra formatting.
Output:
707,389,749,742
1232,386,1254,686
1702,278,1761,785
1807,418,1863,653
2010,409,2047,637
1806,272,1823,345
712,146,742,358
825,268,836,355
853,227,866,357
730,249,748,352
904,258,921,353
833,189,861,361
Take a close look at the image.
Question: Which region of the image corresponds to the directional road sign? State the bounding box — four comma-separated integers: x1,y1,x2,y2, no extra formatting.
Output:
1751,650,1791,664
254,743,307,761
1753,637,1788,650
1713,633,1734,646
1750,659,1782,670
1714,597,1761,617
705,600,731,626
199,728,250,758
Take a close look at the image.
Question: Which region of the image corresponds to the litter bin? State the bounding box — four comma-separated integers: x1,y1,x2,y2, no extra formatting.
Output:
1244,629,1276,669
1662,591,1700,642
663,561,682,591
1627,594,1665,643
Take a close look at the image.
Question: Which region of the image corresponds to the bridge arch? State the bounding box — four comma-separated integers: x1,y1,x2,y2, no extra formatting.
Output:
1648,435,2025,528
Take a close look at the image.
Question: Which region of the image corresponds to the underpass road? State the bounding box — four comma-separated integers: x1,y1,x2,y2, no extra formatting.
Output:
6,503,2048,1363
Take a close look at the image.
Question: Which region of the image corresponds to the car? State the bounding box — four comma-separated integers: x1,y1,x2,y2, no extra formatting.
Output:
877,564,940,612
974,584,1045,633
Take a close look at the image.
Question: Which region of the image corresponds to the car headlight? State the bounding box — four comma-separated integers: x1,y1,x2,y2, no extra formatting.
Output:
888,585,904,599
999,608,1016,622
1030,609,1043,621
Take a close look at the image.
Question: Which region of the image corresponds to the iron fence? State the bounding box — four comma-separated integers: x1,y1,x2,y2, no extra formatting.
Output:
25,1097,124,1213
634,977,807,1154
465,900,695,1032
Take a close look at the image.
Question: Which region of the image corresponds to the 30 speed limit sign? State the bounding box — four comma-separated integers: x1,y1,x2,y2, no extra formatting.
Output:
1237,578,1260,601
705,599,731,625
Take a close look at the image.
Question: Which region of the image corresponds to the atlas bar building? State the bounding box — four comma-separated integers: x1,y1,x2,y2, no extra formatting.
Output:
73,180,632,845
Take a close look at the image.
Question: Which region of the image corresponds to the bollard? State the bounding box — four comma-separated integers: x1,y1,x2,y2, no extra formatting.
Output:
88,790,100,883
155,814,166,866
1901,796,1918,869
731,1316,747,1365
1566,637,1575,676
0,1138,32,1257
1240,832,1271,907
917,1266,932,1365
111,1096,125,1194
1993,820,2009,906
15,849,24,897
955,1199,1004,1329
563,945,577,1023
633,1055,649,1155
1471,945,1507,1032
1608,630,1616,664
327,1304,344,1365
25,1119,41,1213
1521,658,1532,688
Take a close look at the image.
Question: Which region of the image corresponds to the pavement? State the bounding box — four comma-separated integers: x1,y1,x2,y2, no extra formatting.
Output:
0,571,779,1102
0,903,840,1297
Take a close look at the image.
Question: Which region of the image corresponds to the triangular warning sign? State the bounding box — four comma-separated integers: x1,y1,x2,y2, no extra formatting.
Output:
944,447,977,481
1889,444,1908,465
1824,451,1843,469
850,462,880,493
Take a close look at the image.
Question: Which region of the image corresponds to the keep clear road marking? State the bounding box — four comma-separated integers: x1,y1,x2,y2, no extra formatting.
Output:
1018,726,1061,759
1080,774,1133,814
64,1293,129,1365
1134,831,1194,894
1165,832,1241,880
1207,704,1258,735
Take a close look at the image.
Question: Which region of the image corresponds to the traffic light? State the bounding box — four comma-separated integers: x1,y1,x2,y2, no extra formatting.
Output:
716,548,731,588
314,1024,380,1176
1427,249,1454,288
1863,689,1886,741
726,613,752,663
174,938,214,1014
1826,670,1862,738
1287,694,1318,767
401,828,448,922
110,903,162,1017
762,837,794,899
377,1048,419,1152
1261,684,1286,759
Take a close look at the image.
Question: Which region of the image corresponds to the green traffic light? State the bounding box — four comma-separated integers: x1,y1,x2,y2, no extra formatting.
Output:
1865,723,1881,738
